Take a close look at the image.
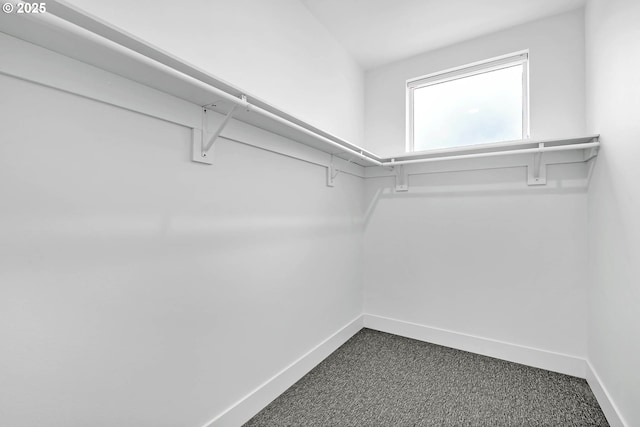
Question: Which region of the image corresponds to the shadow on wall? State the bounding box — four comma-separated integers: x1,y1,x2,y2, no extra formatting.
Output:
362,163,589,229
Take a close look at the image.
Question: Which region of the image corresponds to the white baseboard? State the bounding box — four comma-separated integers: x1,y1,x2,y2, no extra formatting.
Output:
204,315,627,427
586,361,628,427
203,315,364,427
363,314,586,378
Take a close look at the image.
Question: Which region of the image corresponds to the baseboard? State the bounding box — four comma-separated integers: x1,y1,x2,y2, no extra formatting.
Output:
203,315,364,427
363,314,586,378
586,361,628,427
203,314,605,427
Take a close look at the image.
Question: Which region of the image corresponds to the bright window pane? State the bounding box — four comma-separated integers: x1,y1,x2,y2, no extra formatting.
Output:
413,64,523,151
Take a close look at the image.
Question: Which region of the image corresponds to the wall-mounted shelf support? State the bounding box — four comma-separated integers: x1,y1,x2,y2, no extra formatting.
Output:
528,143,547,185
395,165,408,192
193,98,246,165
327,156,339,187
585,145,600,182
584,146,599,162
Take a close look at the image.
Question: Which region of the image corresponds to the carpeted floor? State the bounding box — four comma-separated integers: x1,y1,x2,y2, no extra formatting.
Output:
245,329,608,426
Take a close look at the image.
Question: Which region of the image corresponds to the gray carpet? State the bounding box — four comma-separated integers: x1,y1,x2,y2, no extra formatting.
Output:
245,329,608,426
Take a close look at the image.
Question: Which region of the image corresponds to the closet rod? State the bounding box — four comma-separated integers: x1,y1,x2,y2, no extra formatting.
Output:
248,104,382,166
383,141,600,166
46,0,382,167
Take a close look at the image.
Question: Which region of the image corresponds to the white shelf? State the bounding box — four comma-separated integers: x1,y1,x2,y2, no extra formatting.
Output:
384,135,600,166
0,1,600,179
0,1,381,166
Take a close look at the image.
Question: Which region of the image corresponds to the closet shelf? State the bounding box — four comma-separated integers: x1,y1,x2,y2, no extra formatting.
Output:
5,1,381,167
384,136,599,188
3,1,600,182
385,135,600,166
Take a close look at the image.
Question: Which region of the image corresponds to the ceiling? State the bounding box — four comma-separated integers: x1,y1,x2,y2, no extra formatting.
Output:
301,0,586,70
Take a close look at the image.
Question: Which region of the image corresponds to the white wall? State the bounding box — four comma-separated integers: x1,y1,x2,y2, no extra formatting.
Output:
0,34,364,427
64,0,365,145
364,9,586,157
362,9,590,369
363,165,589,364
585,0,640,425
4,3,632,426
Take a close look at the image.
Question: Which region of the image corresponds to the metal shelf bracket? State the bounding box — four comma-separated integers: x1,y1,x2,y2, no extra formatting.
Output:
395,165,409,192
585,144,600,182
192,97,245,164
527,143,547,185
327,156,339,187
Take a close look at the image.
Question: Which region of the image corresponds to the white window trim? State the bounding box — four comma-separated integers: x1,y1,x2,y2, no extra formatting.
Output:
406,50,530,153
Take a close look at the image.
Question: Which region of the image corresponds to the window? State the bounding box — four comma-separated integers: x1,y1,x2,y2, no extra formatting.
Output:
407,52,529,152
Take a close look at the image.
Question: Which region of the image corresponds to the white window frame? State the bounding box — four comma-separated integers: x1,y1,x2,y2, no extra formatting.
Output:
406,50,530,153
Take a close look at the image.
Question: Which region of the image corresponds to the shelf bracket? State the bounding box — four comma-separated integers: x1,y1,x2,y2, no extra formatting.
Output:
527,143,547,185
327,156,339,187
192,98,245,164
584,145,600,162
395,165,408,192
585,145,600,182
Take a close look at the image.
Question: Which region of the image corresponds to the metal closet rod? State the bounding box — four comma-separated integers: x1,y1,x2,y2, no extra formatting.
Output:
46,0,383,167
382,142,601,166
45,2,599,171
248,104,383,166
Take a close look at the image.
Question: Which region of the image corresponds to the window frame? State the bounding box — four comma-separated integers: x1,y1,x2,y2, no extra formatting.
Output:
406,50,530,153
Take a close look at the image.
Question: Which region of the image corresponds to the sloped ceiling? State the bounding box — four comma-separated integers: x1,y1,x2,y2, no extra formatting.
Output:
301,0,585,70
